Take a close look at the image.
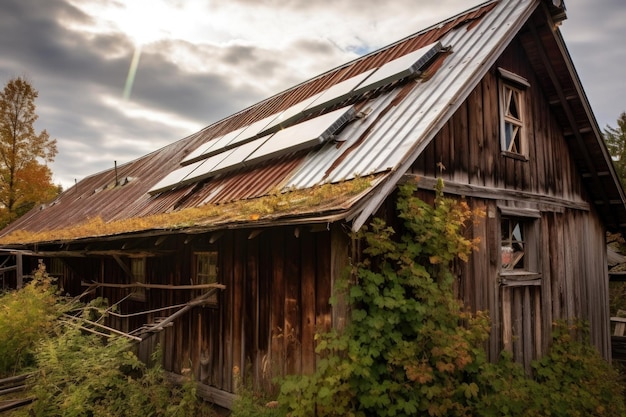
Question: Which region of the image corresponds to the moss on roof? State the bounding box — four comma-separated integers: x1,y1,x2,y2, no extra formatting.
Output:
0,177,373,245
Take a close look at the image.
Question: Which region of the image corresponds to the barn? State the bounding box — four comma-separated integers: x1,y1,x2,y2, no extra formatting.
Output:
1,0,624,409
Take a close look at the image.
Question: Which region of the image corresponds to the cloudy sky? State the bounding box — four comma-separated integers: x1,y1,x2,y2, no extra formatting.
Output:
0,0,624,189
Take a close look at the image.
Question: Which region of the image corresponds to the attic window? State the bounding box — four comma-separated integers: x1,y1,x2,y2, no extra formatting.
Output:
498,68,529,159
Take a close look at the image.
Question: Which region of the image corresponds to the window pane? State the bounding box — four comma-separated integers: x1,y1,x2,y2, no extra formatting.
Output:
501,82,524,155
501,219,525,270
130,258,146,301
508,90,520,119
196,252,218,284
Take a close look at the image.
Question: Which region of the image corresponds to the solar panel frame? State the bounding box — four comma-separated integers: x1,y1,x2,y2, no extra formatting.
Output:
352,41,442,96
303,68,377,115
246,105,356,165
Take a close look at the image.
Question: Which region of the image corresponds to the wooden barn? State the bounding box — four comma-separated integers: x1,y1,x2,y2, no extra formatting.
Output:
1,0,625,409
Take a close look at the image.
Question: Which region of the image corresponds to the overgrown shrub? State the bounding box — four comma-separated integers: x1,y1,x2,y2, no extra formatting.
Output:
475,322,626,417
17,308,214,417
278,180,487,416
24,328,204,417
270,180,626,417
0,261,60,376
0,274,213,416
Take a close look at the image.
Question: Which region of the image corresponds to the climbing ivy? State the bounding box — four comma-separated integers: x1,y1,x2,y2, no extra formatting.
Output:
279,179,488,416
275,179,626,417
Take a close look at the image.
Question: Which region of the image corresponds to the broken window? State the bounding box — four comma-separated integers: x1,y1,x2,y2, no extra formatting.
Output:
501,218,526,270
498,208,541,284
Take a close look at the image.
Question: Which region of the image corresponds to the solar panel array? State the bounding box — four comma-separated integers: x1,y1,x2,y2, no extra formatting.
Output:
149,41,442,194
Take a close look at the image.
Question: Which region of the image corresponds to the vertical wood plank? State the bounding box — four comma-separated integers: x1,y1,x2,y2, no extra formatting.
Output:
270,229,286,379
258,230,273,392
284,228,301,376
512,288,523,365
316,231,333,334
301,230,317,375
541,213,553,353
331,223,350,333
522,286,532,373
231,231,245,390
468,85,485,186
246,236,260,389
534,286,542,358
502,287,512,353
221,232,234,391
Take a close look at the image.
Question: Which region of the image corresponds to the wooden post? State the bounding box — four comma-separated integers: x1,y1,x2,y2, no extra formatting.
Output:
15,253,23,289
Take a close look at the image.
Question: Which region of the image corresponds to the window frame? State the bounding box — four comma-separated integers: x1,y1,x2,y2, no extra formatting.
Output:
193,251,219,306
498,68,530,160
498,207,541,287
129,257,147,302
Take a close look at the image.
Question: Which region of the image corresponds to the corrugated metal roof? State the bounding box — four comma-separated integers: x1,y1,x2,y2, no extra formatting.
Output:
1,0,623,244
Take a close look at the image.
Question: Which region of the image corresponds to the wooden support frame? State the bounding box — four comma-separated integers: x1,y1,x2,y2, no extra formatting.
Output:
81,281,226,291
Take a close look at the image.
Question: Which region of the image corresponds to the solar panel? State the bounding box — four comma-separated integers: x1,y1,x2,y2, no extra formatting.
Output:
182,135,271,184
259,91,324,136
352,41,442,96
246,105,355,165
222,114,279,150
182,125,248,164
148,159,206,194
303,68,377,115
181,135,225,166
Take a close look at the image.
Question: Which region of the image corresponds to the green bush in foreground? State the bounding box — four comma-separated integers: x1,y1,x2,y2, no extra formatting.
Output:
25,329,201,417
0,262,60,376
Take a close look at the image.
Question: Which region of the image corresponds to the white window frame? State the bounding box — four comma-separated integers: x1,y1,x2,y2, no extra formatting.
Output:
498,68,530,159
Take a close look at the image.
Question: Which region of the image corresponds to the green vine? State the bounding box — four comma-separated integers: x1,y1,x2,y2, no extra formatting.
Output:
278,179,488,416
272,179,626,417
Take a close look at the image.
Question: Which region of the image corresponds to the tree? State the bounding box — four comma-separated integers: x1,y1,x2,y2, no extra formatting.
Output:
604,112,626,190
0,77,58,227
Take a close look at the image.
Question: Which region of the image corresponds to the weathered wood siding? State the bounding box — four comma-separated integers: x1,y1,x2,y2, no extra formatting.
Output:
30,224,343,397
411,38,610,361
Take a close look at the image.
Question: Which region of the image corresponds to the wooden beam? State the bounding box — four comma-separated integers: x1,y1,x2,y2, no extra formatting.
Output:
409,175,590,211
142,289,220,333
165,372,236,410
0,397,35,413
81,281,226,291
113,255,133,279
62,314,143,341
16,253,22,289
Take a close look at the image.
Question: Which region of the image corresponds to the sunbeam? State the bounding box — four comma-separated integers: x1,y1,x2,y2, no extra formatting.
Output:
123,45,142,100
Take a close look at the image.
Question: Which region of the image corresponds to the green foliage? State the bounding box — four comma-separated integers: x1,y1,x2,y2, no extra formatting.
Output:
20,314,209,417
0,271,213,416
231,365,285,417
16,321,209,417
279,180,487,416
528,321,626,416
277,180,626,417
0,262,61,376
604,111,626,191
475,322,626,417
